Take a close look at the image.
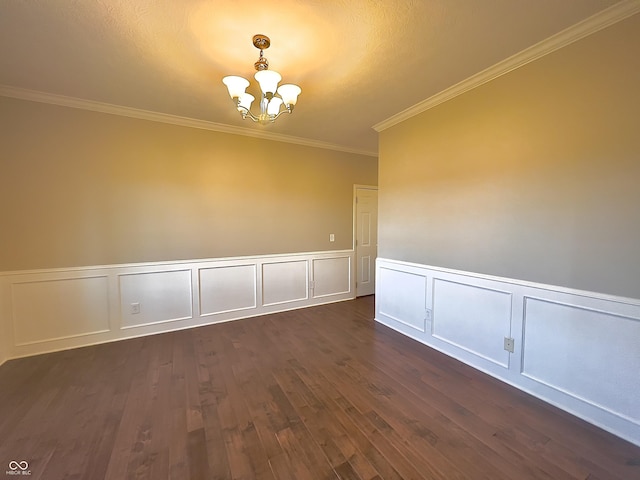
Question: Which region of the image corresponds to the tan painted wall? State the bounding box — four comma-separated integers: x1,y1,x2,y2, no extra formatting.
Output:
379,15,640,299
0,315,5,365
0,98,377,271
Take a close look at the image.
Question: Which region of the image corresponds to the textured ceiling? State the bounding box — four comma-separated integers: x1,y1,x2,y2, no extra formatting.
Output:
0,0,625,155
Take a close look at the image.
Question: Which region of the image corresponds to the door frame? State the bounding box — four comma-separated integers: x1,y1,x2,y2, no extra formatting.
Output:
353,184,378,297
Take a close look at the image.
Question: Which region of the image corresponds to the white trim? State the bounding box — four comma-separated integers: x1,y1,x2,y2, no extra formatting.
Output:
0,249,355,277
377,257,640,307
310,255,352,299
0,250,355,362
119,315,193,330
375,257,640,447
12,328,111,348
352,185,378,250
353,185,379,297
198,264,258,316
372,0,640,132
379,309,426,333
0,85,377,158
261,259,310,306
2,297,356,366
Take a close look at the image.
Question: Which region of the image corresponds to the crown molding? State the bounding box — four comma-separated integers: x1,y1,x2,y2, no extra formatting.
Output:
0,85,377,157
373,0,640,132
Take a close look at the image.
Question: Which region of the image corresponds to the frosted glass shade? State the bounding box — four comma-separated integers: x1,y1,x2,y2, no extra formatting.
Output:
254,70,282,96
222,76,250,99
277,84,301,106
267,97,283,116
237,93,254,111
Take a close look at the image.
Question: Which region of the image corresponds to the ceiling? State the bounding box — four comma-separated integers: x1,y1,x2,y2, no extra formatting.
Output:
0,0,625,156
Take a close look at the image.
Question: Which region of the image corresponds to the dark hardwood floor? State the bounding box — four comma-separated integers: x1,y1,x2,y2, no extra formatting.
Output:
1,296,638,479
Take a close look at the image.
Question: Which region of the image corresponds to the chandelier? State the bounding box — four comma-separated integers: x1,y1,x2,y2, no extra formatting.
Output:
222,34,302,125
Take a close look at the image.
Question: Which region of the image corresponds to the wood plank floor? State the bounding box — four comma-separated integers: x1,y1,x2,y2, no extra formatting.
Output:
1,296,638,480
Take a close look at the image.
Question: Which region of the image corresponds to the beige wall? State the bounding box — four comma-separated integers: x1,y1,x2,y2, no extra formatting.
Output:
379,15,640,299
0,98,377,271
0,314,5,365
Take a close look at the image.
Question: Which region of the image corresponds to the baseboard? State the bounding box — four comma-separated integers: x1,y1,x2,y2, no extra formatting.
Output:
375,257,640,447
0,250,355,362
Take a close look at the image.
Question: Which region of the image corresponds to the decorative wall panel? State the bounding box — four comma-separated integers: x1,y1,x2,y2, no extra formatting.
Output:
199,264,257,315
261,260,309,306
119,269,193,328
12,276,110,345
375,257,640,447
377,266,427,332
522,297,640,424
433,279,512,367
0,250,354,364
312,256,351,298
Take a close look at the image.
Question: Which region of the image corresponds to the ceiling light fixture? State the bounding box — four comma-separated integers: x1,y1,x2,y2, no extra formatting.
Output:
222,34,301,125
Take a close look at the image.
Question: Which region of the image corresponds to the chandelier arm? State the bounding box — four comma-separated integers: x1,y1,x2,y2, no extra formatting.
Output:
236,104,260,122
269,108,293,121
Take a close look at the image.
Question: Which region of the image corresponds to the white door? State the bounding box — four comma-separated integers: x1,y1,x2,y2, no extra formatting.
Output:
355,187,378,297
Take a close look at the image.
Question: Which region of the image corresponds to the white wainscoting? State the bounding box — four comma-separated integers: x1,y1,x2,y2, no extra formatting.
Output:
375,257,640,447
262,260,309,306
119,269,193,329
199,263,257,316
12,275,112,345
311,256,351,299
0,250,354,364
433,279,513,369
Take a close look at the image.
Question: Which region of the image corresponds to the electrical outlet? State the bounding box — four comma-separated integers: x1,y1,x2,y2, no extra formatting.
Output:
329,233,335,242
130,302,141,315
504,337,515,353
425,309,433,321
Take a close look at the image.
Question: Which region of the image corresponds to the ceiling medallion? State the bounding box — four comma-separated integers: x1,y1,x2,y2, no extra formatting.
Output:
222,34,302,125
